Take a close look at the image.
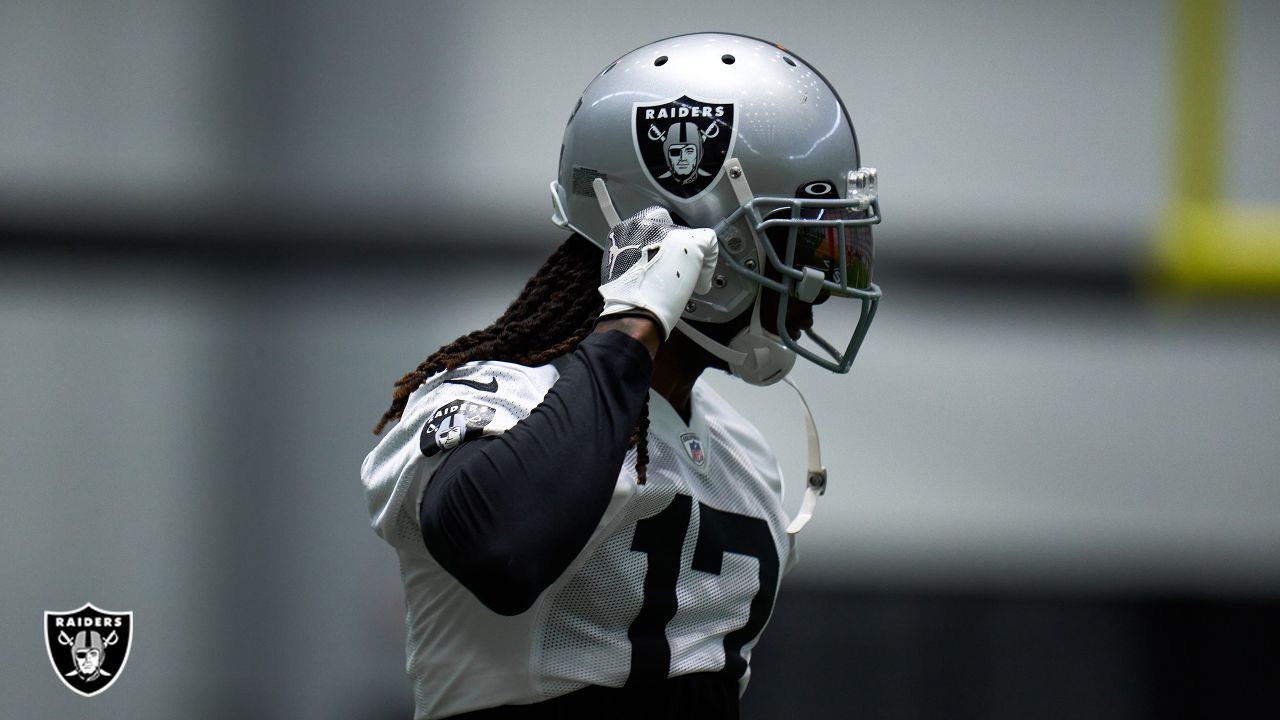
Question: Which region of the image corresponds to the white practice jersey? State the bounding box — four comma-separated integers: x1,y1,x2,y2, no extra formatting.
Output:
362,359,797,719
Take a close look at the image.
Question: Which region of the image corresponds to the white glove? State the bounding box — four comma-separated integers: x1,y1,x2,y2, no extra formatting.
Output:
598,206,718,339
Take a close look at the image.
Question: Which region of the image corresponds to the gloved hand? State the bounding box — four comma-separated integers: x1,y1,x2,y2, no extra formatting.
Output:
597,206,718,339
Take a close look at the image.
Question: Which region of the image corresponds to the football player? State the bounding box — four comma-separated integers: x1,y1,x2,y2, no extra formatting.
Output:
363,32,881,719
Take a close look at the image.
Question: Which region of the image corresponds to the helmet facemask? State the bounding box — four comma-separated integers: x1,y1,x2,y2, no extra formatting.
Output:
676,160,881,382
722,167,881,374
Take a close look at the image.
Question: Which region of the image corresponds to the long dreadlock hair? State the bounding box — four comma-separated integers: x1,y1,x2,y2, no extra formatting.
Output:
373,233,651,483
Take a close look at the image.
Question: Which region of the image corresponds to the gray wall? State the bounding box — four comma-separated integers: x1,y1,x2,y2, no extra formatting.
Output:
3,1,1278,258
2,2,1279,718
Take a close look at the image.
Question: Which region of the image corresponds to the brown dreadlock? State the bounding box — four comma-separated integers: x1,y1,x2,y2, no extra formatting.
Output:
373,233,651,483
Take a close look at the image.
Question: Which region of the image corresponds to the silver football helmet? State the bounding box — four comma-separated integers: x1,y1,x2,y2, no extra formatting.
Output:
551,32,881,385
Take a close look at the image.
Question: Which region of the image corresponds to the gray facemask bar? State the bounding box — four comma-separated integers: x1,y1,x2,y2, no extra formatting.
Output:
711,168,883,374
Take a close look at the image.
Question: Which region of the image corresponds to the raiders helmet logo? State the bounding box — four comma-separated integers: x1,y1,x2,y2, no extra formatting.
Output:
633,95,736,200
44,603,133,697
420,398,498,457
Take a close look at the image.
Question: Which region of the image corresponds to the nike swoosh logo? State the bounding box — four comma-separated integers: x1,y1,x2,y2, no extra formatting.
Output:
443,377,499,393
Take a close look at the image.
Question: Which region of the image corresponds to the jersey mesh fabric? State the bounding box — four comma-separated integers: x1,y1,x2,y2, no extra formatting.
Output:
533,383,793,700
363,359,794,719
363,360,561,718
364,360,553,550
666,405,791,684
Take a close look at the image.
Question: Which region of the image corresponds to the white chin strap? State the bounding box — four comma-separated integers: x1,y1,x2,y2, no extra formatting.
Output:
673,155,795,387
674,321,827,534
674,296,795,387
780,376,827,534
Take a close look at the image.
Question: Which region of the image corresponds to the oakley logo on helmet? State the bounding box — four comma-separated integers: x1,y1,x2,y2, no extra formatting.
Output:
799,180,839,199
44,603,133,697
633,96,736,200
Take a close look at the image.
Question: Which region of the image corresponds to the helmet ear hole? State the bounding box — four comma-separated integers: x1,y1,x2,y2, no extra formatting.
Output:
654,55,668,66
721,54,735,65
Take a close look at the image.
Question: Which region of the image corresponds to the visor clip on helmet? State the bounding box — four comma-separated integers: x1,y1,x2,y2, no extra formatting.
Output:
796,267,825,303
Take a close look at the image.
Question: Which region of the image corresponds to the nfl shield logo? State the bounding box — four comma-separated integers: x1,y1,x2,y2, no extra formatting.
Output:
44,603,133,697
633,95,737,200
681,432,706,466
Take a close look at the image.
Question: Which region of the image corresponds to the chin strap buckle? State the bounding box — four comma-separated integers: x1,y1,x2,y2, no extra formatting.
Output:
807,468,828,495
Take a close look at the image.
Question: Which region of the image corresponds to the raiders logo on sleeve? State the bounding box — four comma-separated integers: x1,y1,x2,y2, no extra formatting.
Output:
420,399,498,457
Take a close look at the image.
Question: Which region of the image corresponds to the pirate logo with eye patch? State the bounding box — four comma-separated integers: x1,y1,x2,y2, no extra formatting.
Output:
45,603,133,697
633,95,736,200
420,399,498,457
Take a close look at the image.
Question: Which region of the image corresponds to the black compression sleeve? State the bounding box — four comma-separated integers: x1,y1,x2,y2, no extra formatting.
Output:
419,330,653,616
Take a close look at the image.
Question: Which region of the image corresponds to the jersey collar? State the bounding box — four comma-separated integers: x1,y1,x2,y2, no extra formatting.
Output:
647,386,711,471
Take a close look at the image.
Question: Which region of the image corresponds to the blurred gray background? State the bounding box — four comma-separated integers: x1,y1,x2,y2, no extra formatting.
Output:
1,1,1277,718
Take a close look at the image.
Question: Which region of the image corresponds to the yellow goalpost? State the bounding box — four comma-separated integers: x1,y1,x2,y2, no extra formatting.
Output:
1156,0,1280,290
